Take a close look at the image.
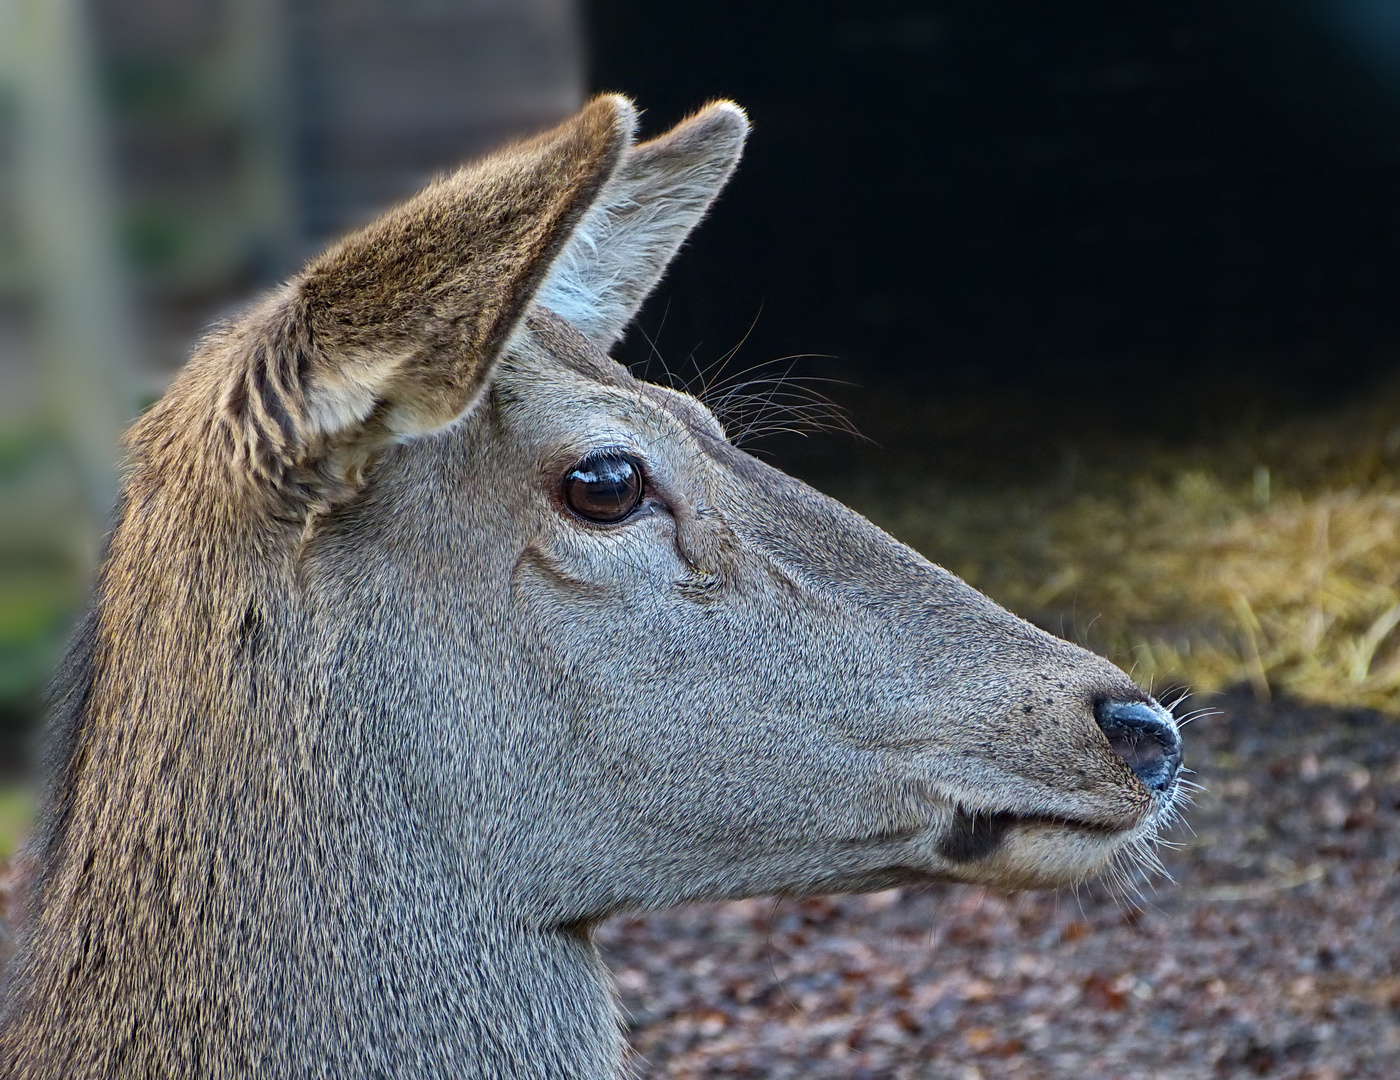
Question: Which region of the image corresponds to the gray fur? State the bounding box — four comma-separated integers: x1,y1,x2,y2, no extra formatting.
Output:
0,97,1178,1078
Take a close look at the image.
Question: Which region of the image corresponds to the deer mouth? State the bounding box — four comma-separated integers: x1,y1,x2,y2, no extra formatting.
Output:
935,805,1125,865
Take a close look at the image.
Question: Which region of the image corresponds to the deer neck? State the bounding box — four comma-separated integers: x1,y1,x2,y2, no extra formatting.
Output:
269,850,629,1077
10,754,626,1078
336,909,628,1080
4,605,626,1078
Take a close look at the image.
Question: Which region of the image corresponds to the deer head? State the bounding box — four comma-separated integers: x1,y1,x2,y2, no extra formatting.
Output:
2,96,1182,1078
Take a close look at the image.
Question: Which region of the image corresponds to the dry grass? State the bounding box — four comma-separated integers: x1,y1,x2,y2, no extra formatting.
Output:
810,378,1400,713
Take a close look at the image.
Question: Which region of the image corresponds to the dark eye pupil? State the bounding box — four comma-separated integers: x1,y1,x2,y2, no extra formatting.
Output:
563,454,644,523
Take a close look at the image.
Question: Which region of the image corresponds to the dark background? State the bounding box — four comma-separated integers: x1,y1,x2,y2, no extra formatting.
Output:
588,0,1400,400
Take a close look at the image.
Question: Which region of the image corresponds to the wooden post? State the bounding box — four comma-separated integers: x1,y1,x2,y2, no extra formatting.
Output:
218,0,299,279
9,0,143,529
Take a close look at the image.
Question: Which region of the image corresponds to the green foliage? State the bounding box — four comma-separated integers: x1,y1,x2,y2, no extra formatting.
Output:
0,785,33,861
0,423,89,723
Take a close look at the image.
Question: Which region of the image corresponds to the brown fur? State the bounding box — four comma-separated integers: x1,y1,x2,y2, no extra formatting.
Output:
0,96,1180,1078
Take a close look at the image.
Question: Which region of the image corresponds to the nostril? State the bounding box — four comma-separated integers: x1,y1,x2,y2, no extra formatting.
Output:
1094,699,1182,793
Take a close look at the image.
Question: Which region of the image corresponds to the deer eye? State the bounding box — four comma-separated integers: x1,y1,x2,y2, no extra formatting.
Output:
562,452,645,524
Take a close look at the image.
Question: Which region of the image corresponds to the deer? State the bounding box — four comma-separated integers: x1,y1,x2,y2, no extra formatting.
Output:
0,95,1182,1078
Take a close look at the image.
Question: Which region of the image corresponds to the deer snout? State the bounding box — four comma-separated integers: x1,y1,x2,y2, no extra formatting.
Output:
1094,700,1182,794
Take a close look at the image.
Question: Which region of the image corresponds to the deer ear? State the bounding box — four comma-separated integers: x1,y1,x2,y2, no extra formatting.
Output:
218,95,636,484
534,100,749,350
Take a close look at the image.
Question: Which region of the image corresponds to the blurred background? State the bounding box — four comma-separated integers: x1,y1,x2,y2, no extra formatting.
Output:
5,3,1400,1073
7,0,1400,757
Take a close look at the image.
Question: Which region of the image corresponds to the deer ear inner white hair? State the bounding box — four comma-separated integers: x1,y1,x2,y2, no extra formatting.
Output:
536,100,749,350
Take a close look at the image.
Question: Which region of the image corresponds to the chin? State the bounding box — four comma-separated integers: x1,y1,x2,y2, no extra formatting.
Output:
903,803,1172,892
953,819,1155,890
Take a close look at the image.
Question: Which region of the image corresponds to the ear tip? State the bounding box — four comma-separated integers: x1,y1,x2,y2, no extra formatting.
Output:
697,100,751,143
703,100,750,127
583,93,641,144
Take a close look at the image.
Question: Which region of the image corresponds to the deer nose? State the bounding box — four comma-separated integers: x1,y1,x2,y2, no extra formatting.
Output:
1094,700,1182,793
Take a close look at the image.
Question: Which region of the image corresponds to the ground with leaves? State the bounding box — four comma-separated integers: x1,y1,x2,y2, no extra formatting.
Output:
596,691,1400,1079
